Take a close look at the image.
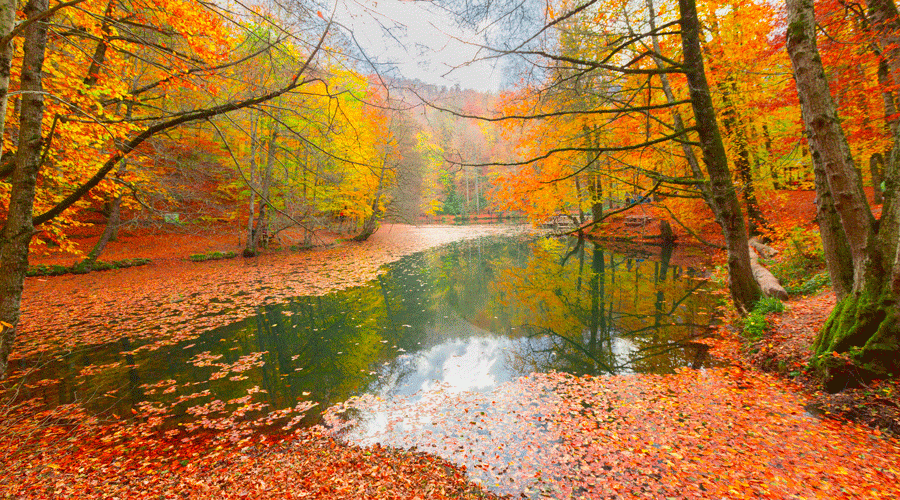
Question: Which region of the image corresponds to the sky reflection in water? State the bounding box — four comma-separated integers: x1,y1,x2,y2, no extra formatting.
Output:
19,235,716,457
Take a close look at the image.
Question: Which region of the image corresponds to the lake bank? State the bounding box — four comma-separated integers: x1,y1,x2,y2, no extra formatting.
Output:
5,223,900,498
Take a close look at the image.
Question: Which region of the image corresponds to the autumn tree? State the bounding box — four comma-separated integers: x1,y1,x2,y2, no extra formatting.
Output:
0,0,51,379
0,0,333,377
444,0,761,312
785,0,900,387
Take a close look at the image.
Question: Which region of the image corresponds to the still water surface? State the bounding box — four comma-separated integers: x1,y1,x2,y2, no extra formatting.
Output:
19,235,717,437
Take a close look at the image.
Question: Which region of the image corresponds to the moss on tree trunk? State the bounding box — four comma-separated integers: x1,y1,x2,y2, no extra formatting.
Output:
815,281,900,391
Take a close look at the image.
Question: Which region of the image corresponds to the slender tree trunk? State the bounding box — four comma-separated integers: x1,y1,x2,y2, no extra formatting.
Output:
870,0,900,92
586,172,603,224
787,0,900,388
0,0,16,166
83,0,115,87
464,170,470,210
474,167,480,213
718,79,772,238
647,0,718,252
590,175,603,223
574,174,586,224
875,57,894,206
581,124,604,223
244,118,259,257
762,124,781,188
81,193,122,269
353,159,390,242
81,104,132,269
251,122,278,250
679,0,761,314
0,0,50,378
812,156,855,298
648,0,705,192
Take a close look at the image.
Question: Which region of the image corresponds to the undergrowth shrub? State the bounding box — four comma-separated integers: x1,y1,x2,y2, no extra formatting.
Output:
766,227,827,294
785,271,831,296
743,296,785,339
188,251,237,262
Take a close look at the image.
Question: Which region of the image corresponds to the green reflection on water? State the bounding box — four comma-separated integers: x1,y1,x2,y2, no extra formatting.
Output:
14,235,716,431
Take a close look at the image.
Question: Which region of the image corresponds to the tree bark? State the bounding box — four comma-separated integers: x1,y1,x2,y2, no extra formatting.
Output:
81,193,122,269
787,0,900,388
718,79,772,239
679,0,761,314
646,0,708,200
353,159,390,242
581,124,604,223
81,104,133,268
813,149,855,299
251,122,278,251
0,0,50,378
870,152,885,204
0,0,16,166
244,118,259,257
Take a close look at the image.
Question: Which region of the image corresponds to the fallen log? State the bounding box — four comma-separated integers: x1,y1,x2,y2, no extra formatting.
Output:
749,237,778,259
749,246,789,300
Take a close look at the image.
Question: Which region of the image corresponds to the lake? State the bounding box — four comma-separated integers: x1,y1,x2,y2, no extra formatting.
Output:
13,234,718,460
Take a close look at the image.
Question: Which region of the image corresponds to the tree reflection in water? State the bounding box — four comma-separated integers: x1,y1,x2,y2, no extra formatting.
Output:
14,235,716,433
496,237,715,376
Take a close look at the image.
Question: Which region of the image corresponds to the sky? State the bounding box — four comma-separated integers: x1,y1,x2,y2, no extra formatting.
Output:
334,0,505,92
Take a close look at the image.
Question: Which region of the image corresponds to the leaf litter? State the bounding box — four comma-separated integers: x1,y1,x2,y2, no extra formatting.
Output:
4,223,900,498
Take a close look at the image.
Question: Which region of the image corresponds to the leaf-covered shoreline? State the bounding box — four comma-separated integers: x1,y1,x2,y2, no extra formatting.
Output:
5,223,900,499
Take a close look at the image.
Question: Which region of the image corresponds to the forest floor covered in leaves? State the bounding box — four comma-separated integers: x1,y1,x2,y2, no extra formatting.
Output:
748,291,900,435
4,210,900,498
5,223,525,499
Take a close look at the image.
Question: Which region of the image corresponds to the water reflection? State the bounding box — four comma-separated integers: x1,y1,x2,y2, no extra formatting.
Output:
13,235,716,432
501,238,713,376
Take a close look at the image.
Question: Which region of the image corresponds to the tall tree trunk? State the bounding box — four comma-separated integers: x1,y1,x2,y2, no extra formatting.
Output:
0,0,16,166
589,173,603,224
464,170,470,210
474,167,480,213
81,103,133,269
875,57,894,206
0,0,50,378
812,155,855,299
679,0,761,314
574,174,586,224
244,118,259,257
718,79,772,239
250,122,278,251
582,124,604,223
762,124,782,188
787,0,900,388
788,0,876,279
83,0,115,87
647,0,716,237
353,159,390,242
80,193,123,270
